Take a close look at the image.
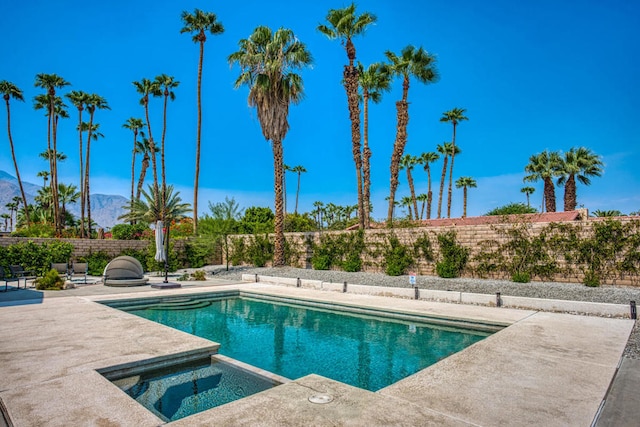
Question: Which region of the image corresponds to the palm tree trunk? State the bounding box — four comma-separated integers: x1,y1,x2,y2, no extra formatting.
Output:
543,177,556,212
273,139,285,267
52,113,61,235
130,130,137,224
143,98,159,199
193,38,205,235
407,169,418,221
387,100,409,224
437,157,448,219
362,92,372,228
77,108,85,237
564,174,576,211
426,165,433,219
446,123,457,218
344,64,364,229
137,154,149,201
161,92,168,216
4,97,30,226
295,171,301,214
463,186,468,217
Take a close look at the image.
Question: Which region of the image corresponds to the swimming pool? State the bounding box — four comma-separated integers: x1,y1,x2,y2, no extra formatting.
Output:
106,292,497,392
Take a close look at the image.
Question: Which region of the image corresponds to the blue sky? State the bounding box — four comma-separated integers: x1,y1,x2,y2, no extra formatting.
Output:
1,0,639,220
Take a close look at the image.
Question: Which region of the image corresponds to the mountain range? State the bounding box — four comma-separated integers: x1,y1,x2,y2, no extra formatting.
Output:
0,170,128,229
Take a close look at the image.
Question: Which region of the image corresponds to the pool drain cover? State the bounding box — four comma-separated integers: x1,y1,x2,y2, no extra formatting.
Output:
308,394,333,404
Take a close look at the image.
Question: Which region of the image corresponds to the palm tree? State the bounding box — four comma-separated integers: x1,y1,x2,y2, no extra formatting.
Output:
229,26,312,266
399,154,419,220
521,186,535,208
524,150,562,212
65,90,90,235
0,80,30,226
181,8,225,235
418,151,439,219
400,196,414,219
455,176,477,218
1,213,10,231
37,170,49,188
416,193,428,220
436,142,460,218
136,136,158,202
83,94,109,238
5,202,17,231
81,121,104,237
592,209,622,218
557,147,604,211
122,118,146,218
385,45,438,224
313,201,324,229
318,4,377,230
289,165,307,214
133,78,161,196
357,61,391,227
34,73,70,234
441,108,468,218
153,74,180,207
58,183,79,227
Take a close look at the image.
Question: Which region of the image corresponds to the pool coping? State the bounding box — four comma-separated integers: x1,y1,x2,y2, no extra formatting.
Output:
0,280,634,426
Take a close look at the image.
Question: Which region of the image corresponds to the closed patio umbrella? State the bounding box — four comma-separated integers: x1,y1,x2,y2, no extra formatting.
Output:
154,220,166,263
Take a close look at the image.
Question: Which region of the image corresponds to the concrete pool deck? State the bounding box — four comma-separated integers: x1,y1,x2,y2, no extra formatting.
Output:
0,276,635,426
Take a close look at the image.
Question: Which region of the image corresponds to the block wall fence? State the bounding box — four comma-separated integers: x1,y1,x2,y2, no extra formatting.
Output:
226,217,640,286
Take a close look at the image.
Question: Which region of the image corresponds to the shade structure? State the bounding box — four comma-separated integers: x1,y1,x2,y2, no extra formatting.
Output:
154,220,166,262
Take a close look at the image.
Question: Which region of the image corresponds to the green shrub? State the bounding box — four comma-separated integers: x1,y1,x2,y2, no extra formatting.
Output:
111,223,150,240
35,269,65,290
80,251,112,276
383,236,413,276
310,231,364,272
511,271,531,283
436,231,469,278
229,237,246,266
192,270,207,280
246,234,273,267
343,252,362,272
583,270,600,287
2,240,73,275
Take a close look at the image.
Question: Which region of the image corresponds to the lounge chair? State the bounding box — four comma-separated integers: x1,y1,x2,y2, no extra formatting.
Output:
70,262,88,284
51,263,70,280
0,266,21,292
9,265,36,289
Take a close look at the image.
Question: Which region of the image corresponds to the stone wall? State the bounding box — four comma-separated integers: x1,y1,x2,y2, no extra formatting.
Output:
227,217,640,286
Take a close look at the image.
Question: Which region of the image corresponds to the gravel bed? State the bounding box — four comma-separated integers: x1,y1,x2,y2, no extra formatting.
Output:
197,265,640,359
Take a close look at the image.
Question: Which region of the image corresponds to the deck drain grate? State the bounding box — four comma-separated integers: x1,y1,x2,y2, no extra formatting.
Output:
308,394,333,404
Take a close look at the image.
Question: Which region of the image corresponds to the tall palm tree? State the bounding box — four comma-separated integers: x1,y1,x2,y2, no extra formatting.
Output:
229,25,312,266
289,165,307,214
557,147,603,211
57,183,79,227
441,108,468,218
436,142,459,218
524,150,562,213
318,4,376,230
400,196,414,220
418,151,439,219
37,170,49,188
136,136,158,202
65,90,90,235
153,74,180,207
5,201,17,231
0,80,30,226
399,154,419,220
385,45,438,224
81,121,104,237
357,61,391,227
1,213,10,231
455,176,477,218
313,200,324,229
521,186,535,208
83,94,109,238
133,78,161,197
123,118,146,218
181,8,225,235
34,73,70,234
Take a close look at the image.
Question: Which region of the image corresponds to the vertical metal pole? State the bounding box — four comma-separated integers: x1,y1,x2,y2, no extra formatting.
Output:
414,286,419,300
255,274,259,283
496,292,502,307
631,301,637,320
297,277,301,288
343,281,347,293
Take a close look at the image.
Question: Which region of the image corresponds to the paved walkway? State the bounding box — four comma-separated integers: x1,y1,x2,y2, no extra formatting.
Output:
0,277,636,426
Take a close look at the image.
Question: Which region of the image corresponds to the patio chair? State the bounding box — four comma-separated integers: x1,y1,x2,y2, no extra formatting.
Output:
70,262,88,284
9,265,36,289
0,266,21,292
51,263,70,280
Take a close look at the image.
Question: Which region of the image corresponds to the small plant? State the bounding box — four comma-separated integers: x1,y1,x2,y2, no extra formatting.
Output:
246,234,273,267
511,271,531,283
177,273,190,281
192,270,207,281
35,269,65,290
583,270,600,287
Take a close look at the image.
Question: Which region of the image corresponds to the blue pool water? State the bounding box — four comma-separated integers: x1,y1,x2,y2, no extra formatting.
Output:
117,294,492,392
112,357,278,422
